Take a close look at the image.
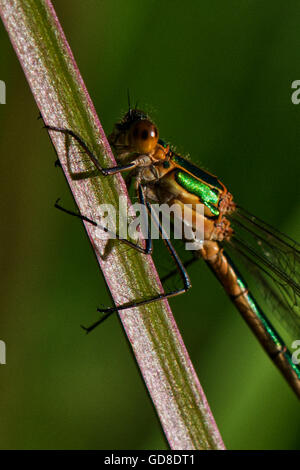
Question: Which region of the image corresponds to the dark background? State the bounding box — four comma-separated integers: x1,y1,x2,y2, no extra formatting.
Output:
0,0,299,449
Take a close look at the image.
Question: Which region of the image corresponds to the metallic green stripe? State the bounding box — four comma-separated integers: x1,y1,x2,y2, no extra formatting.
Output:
236,276,290,351
173,154,224,191
284,351,300,379
175,170,220,216
236,277,300,378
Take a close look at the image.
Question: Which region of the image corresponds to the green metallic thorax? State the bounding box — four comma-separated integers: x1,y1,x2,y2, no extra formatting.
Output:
172,154,224,191
175,170,220,216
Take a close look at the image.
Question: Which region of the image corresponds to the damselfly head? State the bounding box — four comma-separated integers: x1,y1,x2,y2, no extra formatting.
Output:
128,118,158,154
112,109,159,154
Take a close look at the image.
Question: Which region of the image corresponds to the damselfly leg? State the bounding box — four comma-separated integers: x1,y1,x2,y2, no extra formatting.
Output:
45,125,145,176
46,125,191,328
54,197,191,333
82,202,191,333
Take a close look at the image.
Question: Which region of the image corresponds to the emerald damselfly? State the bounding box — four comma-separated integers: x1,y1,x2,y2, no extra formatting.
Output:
46,108,300,399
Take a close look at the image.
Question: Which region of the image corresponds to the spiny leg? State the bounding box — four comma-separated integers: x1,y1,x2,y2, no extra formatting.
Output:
160,253,200,284
54,194,152,255
44,124,179,328
44,125,137,176
82,202,192,333
37,114,62,168
44,124,151,251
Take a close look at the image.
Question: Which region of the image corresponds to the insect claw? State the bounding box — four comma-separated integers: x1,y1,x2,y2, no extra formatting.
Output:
54,198,62,209
97,306,116,314
80,324,90,334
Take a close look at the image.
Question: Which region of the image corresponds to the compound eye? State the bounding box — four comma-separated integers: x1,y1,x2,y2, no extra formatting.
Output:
129,120,158,153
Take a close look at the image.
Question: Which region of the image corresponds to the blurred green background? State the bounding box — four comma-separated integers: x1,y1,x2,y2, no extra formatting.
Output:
0,0,300,450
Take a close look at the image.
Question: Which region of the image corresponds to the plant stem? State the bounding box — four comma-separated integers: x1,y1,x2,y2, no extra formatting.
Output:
0,0,225,450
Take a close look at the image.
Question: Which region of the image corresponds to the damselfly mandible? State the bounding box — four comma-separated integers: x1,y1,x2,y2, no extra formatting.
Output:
46,108,300,399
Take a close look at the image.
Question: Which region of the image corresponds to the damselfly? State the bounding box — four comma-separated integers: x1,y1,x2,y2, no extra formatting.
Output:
46,108,300,398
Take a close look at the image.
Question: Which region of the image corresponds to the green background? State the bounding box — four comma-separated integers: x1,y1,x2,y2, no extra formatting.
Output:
0,0,300,449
